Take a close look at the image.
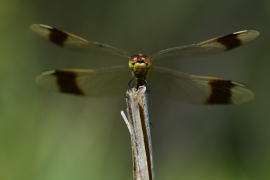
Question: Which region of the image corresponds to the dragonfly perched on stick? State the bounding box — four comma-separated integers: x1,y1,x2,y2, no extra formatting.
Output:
30,24,259,105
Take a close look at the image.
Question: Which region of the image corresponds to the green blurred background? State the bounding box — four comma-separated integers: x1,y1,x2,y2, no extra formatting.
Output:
1,0,270,179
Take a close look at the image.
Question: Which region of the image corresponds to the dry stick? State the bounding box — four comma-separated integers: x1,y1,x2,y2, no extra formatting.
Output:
121,86,155,180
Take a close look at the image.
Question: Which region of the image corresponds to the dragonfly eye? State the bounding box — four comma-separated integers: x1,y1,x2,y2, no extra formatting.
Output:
130,55,139,63
141,55,150,63
130,54,151,63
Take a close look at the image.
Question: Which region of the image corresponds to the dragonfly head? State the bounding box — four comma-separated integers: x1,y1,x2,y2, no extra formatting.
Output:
129,54,152,79
129,54,152,72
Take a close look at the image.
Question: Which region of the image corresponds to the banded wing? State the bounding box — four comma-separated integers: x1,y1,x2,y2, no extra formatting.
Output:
150,67,254,104
30,24,130,59
35,66,132,97
150,30,259,61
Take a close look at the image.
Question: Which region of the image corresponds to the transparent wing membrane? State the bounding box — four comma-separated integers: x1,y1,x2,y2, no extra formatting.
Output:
150,30,259,61
36,66,132,97
150,67,254,104
30,24,130,58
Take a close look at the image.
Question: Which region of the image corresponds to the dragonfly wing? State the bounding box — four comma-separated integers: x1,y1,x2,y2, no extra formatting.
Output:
150,30,259,61
36,66,132,97
30,24,130,59
150,67,254,104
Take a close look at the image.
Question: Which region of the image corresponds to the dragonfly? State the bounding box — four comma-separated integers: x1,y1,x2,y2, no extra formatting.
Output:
30,24,259,105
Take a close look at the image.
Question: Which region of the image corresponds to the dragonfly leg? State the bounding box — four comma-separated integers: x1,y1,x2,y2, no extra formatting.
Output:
128,77,150,93
128,76,135,88
144,78,151,94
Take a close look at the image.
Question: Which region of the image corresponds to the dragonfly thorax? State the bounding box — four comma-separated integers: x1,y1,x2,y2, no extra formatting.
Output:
129,54,152,80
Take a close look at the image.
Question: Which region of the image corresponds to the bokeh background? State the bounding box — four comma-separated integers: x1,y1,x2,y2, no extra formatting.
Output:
1,0,269,179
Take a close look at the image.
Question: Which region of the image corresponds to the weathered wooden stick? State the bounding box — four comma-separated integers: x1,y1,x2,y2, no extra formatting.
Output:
121,86,154,180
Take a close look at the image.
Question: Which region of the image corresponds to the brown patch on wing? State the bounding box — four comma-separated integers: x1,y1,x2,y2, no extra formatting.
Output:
48,27,68,46
205,79,235,104
216,33,242,50
53,70,84,95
